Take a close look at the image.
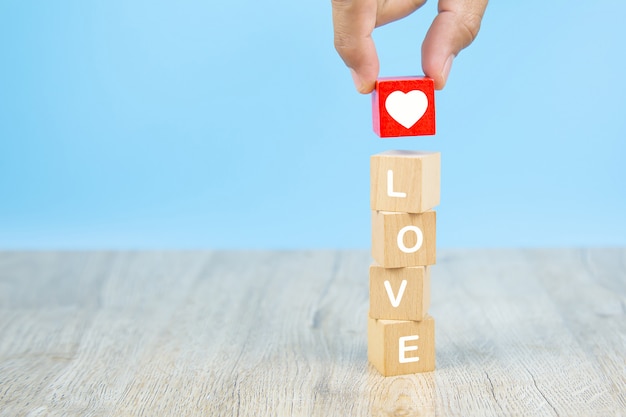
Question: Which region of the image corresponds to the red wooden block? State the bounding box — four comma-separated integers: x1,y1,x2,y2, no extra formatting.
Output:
372,76,436,138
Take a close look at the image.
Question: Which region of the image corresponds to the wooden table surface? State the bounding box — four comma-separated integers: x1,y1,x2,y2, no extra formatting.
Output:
0,249,625,416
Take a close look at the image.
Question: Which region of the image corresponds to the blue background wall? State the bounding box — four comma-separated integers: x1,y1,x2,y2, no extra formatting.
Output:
1,1,624,249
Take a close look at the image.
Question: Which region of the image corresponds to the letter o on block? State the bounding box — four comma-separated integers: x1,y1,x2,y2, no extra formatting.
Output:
397,225,423,253
371,211,436,267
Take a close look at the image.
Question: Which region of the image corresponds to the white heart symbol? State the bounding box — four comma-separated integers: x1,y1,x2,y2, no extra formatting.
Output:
385,90,428,129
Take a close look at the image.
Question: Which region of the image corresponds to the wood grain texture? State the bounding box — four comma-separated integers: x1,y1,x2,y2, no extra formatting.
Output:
1,249,625,416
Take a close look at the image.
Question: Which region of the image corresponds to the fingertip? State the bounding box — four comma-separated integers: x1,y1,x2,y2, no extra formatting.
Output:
339,38,378,93
422,57,448,91
359,81,376,94
358,82,376,94
437,54,454,90
421,29,448,89
351,68,376,94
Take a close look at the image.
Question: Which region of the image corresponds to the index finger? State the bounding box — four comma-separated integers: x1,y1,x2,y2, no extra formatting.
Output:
332,0,379,93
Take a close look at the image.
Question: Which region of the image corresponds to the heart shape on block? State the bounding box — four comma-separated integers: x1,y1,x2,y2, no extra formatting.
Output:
385,90,429,129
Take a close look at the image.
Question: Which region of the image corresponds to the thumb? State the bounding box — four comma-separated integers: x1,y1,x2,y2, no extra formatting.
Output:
421,0,487,89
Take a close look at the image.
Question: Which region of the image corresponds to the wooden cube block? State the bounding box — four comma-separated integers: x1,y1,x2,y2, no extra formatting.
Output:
368,316,435,376
372,210,436,267
371,150,440,213
372,76,436,138
369,264,431,321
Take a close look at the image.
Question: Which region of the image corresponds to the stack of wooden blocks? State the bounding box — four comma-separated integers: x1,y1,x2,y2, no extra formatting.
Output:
367,76,440,377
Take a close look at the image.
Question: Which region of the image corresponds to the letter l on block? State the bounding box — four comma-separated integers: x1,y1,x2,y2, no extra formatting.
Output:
387,170,407,198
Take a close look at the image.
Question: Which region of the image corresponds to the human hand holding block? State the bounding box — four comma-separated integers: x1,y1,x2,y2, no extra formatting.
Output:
330,0,488,93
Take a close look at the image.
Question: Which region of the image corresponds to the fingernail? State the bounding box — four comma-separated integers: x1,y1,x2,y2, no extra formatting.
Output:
442,55,454,85
349,68,363,91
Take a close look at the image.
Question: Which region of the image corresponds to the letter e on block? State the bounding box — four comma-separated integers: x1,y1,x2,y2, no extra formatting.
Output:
399,336,419,363
370,150,440,213
368,316,435,376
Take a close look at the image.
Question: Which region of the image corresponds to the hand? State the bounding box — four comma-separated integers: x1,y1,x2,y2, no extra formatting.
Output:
332,0,488,93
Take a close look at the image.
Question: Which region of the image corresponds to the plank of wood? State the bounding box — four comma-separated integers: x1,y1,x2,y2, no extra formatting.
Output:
0,249,624,416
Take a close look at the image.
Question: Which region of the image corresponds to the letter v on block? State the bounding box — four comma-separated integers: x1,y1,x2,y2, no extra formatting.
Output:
384,279,407,308
370,265,430,321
